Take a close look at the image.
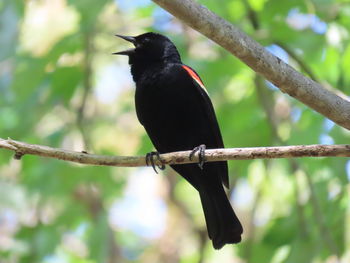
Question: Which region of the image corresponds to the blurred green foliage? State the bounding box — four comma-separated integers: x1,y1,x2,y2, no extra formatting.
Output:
0,0,350,262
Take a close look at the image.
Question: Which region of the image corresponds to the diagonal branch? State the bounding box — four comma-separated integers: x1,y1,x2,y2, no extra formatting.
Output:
1,137,350,168
152,0,350,130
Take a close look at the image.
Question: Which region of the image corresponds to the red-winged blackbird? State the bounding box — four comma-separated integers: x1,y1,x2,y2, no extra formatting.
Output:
114,32,243,249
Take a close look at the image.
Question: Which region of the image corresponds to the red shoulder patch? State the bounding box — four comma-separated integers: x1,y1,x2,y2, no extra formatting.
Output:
182,65,208,93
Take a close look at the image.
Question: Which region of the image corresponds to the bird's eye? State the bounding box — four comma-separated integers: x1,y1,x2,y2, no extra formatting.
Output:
142,37,151,44
135,38,148,48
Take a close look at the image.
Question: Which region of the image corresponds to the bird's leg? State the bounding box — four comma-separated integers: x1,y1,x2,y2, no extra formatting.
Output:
189,144,206,169
145,151,165,174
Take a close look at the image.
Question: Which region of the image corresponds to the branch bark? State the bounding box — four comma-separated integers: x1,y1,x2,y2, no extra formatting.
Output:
1,138,350,168
152,0,350,130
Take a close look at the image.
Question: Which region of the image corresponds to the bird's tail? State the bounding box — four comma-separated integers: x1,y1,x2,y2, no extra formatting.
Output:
198,186,243,249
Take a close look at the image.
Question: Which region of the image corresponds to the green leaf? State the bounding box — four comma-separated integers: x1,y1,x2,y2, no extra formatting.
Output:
50,66,82,103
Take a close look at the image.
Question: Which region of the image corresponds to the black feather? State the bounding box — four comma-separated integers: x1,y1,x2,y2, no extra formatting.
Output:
115,32,243,249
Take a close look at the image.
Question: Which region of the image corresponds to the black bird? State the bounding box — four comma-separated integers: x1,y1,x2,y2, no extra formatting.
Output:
114,32,243,249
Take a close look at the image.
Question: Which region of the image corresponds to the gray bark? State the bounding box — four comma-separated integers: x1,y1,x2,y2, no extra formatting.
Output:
1,138,350,167
152,0,350,130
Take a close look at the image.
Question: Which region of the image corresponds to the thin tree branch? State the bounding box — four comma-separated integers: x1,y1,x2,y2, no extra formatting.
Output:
255,75,309,238
152,0,350,130
255,76,338,254
77,31,94,150
73,185,122,262
1,137,350,168
303,164,340,256
275,40,350,102
274,41,319,83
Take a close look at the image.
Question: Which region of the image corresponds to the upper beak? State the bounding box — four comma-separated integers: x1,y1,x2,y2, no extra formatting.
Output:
113,34,136,55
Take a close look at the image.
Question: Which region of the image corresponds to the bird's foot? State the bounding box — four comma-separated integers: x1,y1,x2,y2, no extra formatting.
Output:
189,144,206,169
146,151,165,174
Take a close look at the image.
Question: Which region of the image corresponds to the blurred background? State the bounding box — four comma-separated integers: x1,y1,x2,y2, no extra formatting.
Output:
1,0,350,262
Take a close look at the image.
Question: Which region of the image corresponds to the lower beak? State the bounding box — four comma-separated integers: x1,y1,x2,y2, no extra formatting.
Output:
112,48,135,56
113,34,136,56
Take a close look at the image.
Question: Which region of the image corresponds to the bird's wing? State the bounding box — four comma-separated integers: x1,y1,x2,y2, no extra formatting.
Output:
181,64,229,188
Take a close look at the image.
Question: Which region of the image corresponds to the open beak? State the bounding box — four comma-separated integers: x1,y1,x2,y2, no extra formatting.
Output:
113,34,136,55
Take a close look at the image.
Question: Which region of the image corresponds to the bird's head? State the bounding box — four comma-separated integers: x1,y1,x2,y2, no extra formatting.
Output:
113,32,181,65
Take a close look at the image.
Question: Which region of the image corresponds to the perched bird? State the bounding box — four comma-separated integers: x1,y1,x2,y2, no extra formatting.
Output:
114,32,243,249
